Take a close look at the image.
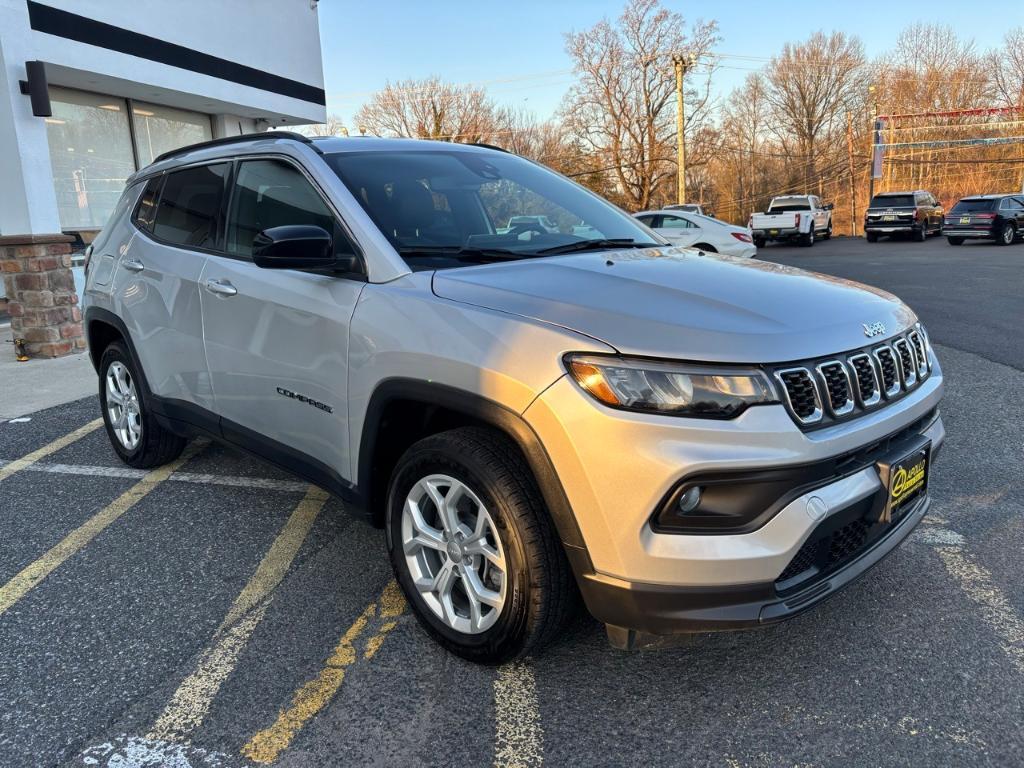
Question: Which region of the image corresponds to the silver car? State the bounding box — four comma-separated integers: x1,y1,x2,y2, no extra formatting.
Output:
83,133,944,662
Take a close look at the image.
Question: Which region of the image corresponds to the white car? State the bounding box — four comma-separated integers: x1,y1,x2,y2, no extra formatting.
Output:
634,210,756,258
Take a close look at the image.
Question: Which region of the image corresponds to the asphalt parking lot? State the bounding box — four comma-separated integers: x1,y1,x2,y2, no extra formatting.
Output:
1,235,1022,767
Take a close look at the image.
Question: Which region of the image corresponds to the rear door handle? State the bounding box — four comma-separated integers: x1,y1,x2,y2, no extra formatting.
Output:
205,278,238,297
122,258,145,273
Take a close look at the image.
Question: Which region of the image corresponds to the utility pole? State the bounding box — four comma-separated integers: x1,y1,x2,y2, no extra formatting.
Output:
867,86,879,204
847,112,857,236
673,53,693,205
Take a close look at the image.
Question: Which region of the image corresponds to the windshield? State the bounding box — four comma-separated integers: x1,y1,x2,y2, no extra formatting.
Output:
326,149,661,268
768,198,810,212
951,199,996,213
871,195,915,208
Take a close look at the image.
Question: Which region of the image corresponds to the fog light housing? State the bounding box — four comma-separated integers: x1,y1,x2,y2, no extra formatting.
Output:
677,486,702,513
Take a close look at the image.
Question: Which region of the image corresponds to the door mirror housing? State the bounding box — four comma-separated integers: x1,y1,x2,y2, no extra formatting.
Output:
824,202,834,211
252,225,336,269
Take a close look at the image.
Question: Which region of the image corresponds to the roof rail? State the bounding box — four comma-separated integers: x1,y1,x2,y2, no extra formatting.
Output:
151,130,319,165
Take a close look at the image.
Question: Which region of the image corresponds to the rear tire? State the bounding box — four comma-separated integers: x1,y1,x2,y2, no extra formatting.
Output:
998,222,1015,245
98,342,186,468
799,228,815,247
915,225,927,242
947,237,964,246
865,232,878,243
693,243,717,253
386,427,576,663
753,237,766,249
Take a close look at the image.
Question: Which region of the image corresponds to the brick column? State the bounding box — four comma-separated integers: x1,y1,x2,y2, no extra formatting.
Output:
0,234,84,359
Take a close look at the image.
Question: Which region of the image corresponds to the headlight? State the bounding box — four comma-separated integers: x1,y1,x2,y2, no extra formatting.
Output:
565,353,778,418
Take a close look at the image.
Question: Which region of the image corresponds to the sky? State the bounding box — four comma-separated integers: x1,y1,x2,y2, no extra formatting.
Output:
317,0,1016,127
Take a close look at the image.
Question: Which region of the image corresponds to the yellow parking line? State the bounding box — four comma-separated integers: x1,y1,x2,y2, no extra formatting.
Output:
241,581,405,765
148,485,329,743
494,662,544,768
0,417,103,483
0,440,203,617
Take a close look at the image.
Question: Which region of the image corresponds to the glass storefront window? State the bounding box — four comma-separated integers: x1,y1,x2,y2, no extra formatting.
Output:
132,101,212,167
45,87,135,230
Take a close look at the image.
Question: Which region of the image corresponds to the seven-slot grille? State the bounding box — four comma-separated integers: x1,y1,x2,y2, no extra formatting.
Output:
772,327,930,429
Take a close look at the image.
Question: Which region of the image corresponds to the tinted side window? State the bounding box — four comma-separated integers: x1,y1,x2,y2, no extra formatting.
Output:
661,216,696,229
227,159,337,257
133,175,163,232
152,163,229,248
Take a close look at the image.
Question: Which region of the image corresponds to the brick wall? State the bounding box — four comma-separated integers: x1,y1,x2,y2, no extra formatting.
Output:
0,234,84,358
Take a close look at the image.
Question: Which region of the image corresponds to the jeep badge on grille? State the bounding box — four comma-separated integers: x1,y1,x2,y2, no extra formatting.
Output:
863,321,886,338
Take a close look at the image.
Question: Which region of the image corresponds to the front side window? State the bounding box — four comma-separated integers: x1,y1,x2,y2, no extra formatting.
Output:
152,163,229,248
326,149,659,268
226,159,339,258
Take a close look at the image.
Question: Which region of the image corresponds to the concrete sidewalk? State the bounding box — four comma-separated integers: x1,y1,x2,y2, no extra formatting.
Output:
0,345,96,420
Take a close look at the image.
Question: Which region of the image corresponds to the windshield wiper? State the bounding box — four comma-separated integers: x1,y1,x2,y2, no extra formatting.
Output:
396,245,534,262
533,238,657,255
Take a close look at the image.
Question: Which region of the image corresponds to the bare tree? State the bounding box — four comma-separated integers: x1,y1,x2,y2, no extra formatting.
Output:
993,27,1024,108
354,77,501,143
293,114,349,137
765,31,866,190
560,0,719,210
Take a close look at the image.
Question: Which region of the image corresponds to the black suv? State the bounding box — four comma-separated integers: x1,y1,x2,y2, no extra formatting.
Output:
944,194,1024,246
864,191,944,242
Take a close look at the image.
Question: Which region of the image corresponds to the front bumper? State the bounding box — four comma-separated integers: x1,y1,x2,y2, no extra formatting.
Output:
524,357,944,636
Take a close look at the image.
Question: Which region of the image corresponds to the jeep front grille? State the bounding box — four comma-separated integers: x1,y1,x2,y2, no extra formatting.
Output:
774,368,821,423
771,328,931,429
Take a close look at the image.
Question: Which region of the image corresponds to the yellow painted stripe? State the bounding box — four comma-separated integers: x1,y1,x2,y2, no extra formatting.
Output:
0,440,202,617
494,662,544,768
0,417,103,482
147,485,328,743
241,581,405,765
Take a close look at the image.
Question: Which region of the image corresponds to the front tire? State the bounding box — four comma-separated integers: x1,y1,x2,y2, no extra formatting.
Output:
823,222,833,240
386,427,575,663
98,342,186,468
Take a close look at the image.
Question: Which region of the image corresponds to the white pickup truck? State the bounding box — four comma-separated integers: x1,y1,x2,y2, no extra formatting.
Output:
749,195,833,248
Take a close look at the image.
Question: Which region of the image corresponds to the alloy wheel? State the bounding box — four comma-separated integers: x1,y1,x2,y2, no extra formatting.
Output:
401,474,507,634
1003,224,1014,244
105,361,142,450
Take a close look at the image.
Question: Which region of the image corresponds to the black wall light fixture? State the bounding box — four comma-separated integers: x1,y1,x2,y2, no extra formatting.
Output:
18,60,52,117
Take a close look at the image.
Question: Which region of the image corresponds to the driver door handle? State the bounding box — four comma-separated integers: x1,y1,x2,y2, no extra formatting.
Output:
122,258,145,273
205,278,238,297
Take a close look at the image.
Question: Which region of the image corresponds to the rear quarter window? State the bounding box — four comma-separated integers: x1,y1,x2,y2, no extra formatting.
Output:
132,175,163,233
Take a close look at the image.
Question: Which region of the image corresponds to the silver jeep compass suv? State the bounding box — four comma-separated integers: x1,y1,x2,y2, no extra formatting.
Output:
83,132,944,662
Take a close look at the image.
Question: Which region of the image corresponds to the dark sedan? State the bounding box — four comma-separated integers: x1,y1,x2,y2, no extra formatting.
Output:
945,195,1024,246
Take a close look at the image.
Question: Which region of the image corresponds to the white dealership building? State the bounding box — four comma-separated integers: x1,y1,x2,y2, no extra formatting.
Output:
0,0,325,355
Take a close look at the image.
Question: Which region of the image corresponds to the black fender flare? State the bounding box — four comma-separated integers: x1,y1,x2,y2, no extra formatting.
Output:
359,378,593,571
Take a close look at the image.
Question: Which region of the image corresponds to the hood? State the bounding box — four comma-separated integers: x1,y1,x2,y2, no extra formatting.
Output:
431,247,917,363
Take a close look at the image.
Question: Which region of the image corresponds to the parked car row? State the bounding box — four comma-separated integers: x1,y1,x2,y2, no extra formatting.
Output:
865,189,1024,246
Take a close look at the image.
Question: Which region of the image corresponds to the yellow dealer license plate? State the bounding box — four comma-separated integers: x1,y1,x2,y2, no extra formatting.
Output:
881,446,929,522
960,216,971,224
883,215,896,221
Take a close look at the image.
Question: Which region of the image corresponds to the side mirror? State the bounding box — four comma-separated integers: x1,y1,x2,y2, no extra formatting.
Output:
824,203,834,211
252,225,336,269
